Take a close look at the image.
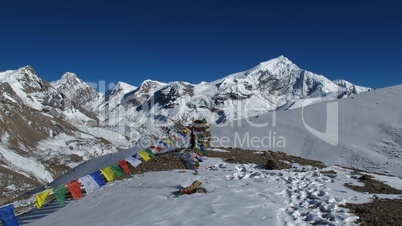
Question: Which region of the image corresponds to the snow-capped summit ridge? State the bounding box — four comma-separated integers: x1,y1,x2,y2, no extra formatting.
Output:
49,71,99,109
113,81,136,92
259,55,292,66
94,56,370,134
61,71,78,80
1,66,30,82
51,72,85,88
102,81,137,103
20,65,36,73
1,65,41,83
141,79,167,86
216,55,299,82
247,55,299,77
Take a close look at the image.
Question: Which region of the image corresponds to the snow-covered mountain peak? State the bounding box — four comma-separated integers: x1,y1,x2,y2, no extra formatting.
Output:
61,71,78,81
102,81,137,103
133,79,167,95
117,79,167,108
51,72,98,108
0,65,42,85
19,65,36,74
152,81,195,107
52,72,84,88
216,55,299,84
259,55,293,66
247,55,300,78
141,79,167,87
112,81,136,93
52,72,94,91
0,66,61,110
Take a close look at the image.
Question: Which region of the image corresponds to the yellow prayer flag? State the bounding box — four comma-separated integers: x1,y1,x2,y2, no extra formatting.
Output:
182,128,189,134
100,167,117,182
162,138,173,145
138,150,151,162
35,189,51,208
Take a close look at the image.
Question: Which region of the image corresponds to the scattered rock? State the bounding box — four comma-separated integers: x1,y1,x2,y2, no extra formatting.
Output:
344,173,402,194
265,159,279,170
129,154,186,174
344,199,402,226
320,170,337,175
208,147,324,170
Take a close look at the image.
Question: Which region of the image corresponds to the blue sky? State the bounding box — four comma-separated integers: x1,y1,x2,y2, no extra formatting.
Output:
0,0,401,89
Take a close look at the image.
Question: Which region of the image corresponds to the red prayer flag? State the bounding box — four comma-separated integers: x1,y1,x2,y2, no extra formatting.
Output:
195,150,203,157
150,145,163,152
67,179,83,200
118,160,130,174
172,135,179,141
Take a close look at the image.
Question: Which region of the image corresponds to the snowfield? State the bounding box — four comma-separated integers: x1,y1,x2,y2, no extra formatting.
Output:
18,157,402,226
211,84,402,177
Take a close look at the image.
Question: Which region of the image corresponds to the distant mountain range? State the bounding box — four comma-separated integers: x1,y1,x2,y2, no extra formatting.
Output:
0,56,369,203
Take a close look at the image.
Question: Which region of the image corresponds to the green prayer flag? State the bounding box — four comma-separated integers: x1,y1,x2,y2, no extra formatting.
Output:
144,148,155,158
53,185,66,207
110,163,125,178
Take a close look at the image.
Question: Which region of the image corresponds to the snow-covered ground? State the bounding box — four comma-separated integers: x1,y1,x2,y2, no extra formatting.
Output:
211,84,402,177
17,157,402,226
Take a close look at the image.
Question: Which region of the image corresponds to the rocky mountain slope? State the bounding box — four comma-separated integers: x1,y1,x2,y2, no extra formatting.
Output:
0,56,369,203
0,67,116,203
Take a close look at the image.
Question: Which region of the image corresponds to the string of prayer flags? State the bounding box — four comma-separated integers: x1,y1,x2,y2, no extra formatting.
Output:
2,124,193,224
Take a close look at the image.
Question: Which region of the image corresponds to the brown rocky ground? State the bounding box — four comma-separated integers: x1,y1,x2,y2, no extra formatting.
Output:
344,199,402,226
0,165,41,205
344,173,402,195
207,147,325,169
340,172,402,226
128,153,187,174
